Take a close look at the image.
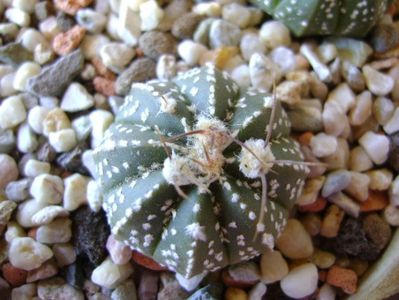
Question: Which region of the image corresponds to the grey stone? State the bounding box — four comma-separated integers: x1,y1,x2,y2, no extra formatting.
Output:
56,143,89,175
209,19,241,49
0,128,15,154
115,58,156,95
322,170,351,198
138,31,177,60
56,13,76,32
0,43,33,67
37,142,57,163
27,49,85,97
5,178,31,202
172,13,204,39
193,18,215,46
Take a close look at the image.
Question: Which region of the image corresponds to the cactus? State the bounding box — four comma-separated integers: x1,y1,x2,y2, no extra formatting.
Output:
251,0,391,37
93,65,309,279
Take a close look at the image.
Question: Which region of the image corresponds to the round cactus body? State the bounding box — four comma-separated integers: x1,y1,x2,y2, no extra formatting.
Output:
93,65,308,278
251,0,391,37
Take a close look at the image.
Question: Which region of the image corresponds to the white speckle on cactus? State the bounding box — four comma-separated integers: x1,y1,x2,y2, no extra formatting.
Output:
185,223,207,241
159,95,177,114
239,139,275,179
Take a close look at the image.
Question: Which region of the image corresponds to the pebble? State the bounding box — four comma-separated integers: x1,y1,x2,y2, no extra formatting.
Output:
16,198,47,227
37,277,84,300
317,283,336,300
363,213,392,251
320,205,345,238
76,8,107,33
249,53,282,92
280,263,318,299
349,91,372,126
116,57,156,95
172,13,204,39
383,205,399,226
224,287,247,300
327,83,355,114
106,235,131,265
18,28,49,53
36,218,72,244
5,221,25,243
222,3,251,29
117,1,140,46
230,64,250,88
111,279,137,300
311,249,336,269
362,65,394,96
178,40,207,66
156,54,177,80
0,200,17,231
287,100,323,132
5,7,30,27
259,20,291,49
0,72,18,98
328,192,360,217
98,42,134,74
326,266,357,294
240,32,265,62
176,272,206,292
310,133,338,158
344,172,370,202
61,82,94,112
91,257,133,289
17,123,38,153
57,143,89,174
383,107,399,135
13,62,41,92
24,159,50,177
0,95,27,129
28,49,84,97
359,131,390,165
40,96,60,109
209,19,241,49
296,177,325,206
260,250,288,284
89,109,114,148
26,260,57,283
63,173,89,211
193,2,221,17
31,205,69,226
11,283,36,299
139,0,164,31
0,43,32,67
49,128,77,153
53,243,76,267
2,262,28,286
0,154,18,189
248,282,267,300
9,237,53,271
0,128,15,153
72,206,110,265
321,170,351,198
367,168,393,191
30,174,64,205
276,219,314,259
139,31,176,61
349,146,373,172
27,105,50,134
5,178,30,202
340,61,365,92
228,261,260,283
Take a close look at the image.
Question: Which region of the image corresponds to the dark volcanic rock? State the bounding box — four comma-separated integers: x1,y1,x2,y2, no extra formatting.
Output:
56,143,89,175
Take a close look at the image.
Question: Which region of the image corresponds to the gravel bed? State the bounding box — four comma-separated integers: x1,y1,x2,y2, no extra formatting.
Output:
0,0,398,299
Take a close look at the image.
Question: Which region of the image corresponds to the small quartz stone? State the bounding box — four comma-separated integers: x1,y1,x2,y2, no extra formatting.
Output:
63,173,90,211
341,61,365,92
322,101,347,137
91,257,134,289
249,53,282,92
5,8,30,27
0,95,27,129
61,82,94,112
383,107,399,135
310,133,338,158
362,65,394,96
367,169,393,191
222,3,251,29
99,42,135,74
350,146,374,172
280,263,318,299
139,0,164,31
37,277,84,300
27,106,50,134
106,235,131,265
24,159,50,177
328,192,360,218
30,174,64,205
13,62,41,92
156,54,177,80
349,91,372,126
327,83,355,114
49,128,77,153
76,8,107,33
240,32,265,62
321,170,351,198
384,205,399,226
16,199,47,227
276,219,314,259
0,154,18,189
209,19,241,49
5,178,31,202
359,131,390,165
345,172,370,202
31,205,69,226
9,237,53,271
259,20,291,49
89,109,114,148
228,261,260,283
17,123,39,153
36,218,72,244
177,40,207,66
5,221,25,243
296,177,325,206
260,250,289,284
53,243,76,267
11,283,36,299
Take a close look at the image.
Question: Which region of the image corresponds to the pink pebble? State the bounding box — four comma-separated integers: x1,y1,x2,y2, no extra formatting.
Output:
106,235,131,265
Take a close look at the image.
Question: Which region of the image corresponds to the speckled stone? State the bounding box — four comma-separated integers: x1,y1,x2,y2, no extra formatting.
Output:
138,31,177,60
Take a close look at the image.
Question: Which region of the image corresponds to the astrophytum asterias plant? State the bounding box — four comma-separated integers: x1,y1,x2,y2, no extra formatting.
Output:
93,65,309,278
250,0,391,37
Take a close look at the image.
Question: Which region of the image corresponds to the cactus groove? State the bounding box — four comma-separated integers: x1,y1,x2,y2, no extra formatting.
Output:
93,65,309,278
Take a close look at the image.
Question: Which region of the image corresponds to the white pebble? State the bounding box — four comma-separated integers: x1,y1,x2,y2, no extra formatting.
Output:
53,243,76,267
193,2,221,17
316,283,336,300
72,115,92,142
76,8,107,33
80,34,111,60
63,173,90,211
322,101,347,137
367,169,393,191
27,106,50,134
13,62,41,91
42,107,71,137
0,72,18,97
36,218,72,244
222,3,251,29
310,133,338,158
117,2,140,46
31,205,69,226
259,20,291,49
240,32,265,62
89,110,114,148
12,0,37,13
384,205,399,226
156,54,177,80
87,180,103,212
349,91,372,126
61,82,95,113
139,0,164,31
99,42,135,73
17,122,38,153
280,263,318,299
9,237,52,271
359,131,390,165
49,128,77,153
82,150,98,178
231,64,250,88
383,107,399,135
248,282,267,300
12,284,37,300
5,221,25,243
39,16,61,40
363,65,394,96
270,47,297,74
326,83,355,114
30,174,64,205
178,40,207,66
176,272,206,292
91,257,134,289
0,95,27,129
16,199,47,227
349,146,374,172
24,159,50,177
374,97,394,126
249,53,282,92
5,7,30,27
389,175,399,206
106,234,133,265
18,28,49,52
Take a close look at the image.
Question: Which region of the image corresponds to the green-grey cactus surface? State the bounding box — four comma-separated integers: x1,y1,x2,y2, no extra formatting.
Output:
93,65,308,278
251,0,391,37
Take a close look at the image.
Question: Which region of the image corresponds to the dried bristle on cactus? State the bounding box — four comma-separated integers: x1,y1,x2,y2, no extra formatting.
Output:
251,0,391,37
93,65,309,278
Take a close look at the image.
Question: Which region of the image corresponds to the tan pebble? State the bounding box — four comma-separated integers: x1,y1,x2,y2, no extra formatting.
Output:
311,249,336,269
349,259,368,277
276,80,302,105
320,205,344,238
260,249,288,284
349,146,373,172
362,65,394,96
53,25,86,56
344,171,370,202
367,169,393,191
26,260,58,283
42,108,71,137
300,213,321,236
224,287,248,300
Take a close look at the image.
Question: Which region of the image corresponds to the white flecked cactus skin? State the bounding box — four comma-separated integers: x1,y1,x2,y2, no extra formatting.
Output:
93,65,308,278
251,0,390,37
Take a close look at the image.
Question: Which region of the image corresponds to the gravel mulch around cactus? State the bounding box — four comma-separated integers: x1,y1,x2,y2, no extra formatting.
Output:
1,0,399,299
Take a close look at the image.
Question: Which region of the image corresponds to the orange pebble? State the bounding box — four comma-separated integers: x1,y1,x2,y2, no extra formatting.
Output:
2,263,27,286
298,197,327,213
131,251,168,272
326,266,358,295
93,77,115,96
91,58,116,81
318,270,327,282
298,132,314,146
27,227,38,239
53,25,86,56
360,190,388,212
54,0,93,15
